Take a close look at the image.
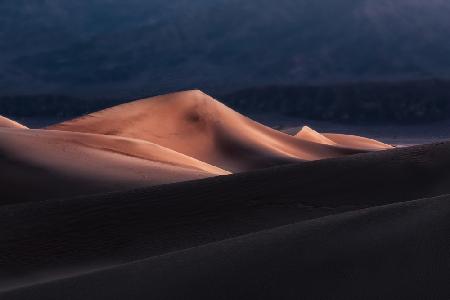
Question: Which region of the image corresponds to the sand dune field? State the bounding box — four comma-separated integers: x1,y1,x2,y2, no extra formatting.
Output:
2,91,446,299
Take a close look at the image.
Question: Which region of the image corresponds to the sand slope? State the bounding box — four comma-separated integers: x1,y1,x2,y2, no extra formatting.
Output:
294,126,336,145
48,90,378,172
324,132,394,150
5,195,449,300
0,127,227,204
1,141,450,296
0,116,28,129
295,126,393,150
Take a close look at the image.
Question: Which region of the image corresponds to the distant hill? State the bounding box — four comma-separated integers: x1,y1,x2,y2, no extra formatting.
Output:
3,80,450,124
222,80,450,123
2,0,450,98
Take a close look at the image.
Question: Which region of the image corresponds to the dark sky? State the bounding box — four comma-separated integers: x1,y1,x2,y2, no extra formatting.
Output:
1,0,450,98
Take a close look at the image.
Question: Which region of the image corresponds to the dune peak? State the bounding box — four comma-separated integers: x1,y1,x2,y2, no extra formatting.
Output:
295,126,336,145
48,90,388,172
0,115,28,129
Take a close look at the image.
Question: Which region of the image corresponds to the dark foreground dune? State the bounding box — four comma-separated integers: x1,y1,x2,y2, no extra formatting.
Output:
4,195,450,300
1,141,450,299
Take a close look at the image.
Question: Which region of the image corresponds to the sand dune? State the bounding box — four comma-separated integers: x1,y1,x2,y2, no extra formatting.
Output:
0,127,227,204
2,92,445,299
1,141,450,296
0,116,28,129
294,126,336,145
5,195,449,300
48,90,380,172
323,133,394,150
295,125,392,151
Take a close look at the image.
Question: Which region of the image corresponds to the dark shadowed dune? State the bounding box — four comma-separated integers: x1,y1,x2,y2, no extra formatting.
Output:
4,194,450,300
1,141,450,298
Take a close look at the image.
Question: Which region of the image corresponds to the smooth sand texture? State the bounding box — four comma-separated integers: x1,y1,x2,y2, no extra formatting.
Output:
0,116,28,129
1,141,450,299
0,127,227,203
295,126,337,145
323,132,394,150
5,195,449,300
295,125,393,150
4,91,442,299
48,90,380,172
0,91,388,202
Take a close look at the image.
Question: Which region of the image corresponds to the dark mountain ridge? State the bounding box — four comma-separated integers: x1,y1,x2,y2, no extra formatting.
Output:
3,79,450,125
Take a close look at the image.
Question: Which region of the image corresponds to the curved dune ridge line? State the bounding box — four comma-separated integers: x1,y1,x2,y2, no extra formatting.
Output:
295,126,392,151
0,115,28,129
295,126,336,145
48,90,381,172
323,133,394,150
0,127,228,202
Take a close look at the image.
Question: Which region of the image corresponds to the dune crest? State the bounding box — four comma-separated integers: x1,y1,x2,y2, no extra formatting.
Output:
0,115,28,129
49,90,381,172
294,126,392,151
295,126,336,145
323,133,394,150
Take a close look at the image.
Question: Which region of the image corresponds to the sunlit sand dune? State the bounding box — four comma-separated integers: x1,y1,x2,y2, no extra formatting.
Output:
295,126,392,151
0,115,28,129
294,126,336,145
49,90,381,172
323,133,394,150
0,127,227,204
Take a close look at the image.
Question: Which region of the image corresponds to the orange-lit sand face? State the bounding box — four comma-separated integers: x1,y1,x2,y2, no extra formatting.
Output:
0,91,392,202
0,115,28,129
323,133,394,151
49,90,390,172
295,126,392,151
0,127,228,201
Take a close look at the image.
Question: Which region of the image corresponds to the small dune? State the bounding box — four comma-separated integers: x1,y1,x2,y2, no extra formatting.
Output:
0,115,28,129
323,133,394,150
295,126,336,145
48,90,382,172
295,126,392,151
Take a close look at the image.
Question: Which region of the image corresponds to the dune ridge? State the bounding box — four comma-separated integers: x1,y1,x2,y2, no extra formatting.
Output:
294,126,336,145
295,125,393,150
48,90,385,172
0,116,28,129
323,133,394,150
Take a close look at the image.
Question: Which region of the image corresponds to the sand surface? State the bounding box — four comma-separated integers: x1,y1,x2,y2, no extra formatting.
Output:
1,141,450,299
0,91,389,202
48,90,388,172
2,91,446,299
0,116,28,129
295,125,393,150
0,127,227,204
